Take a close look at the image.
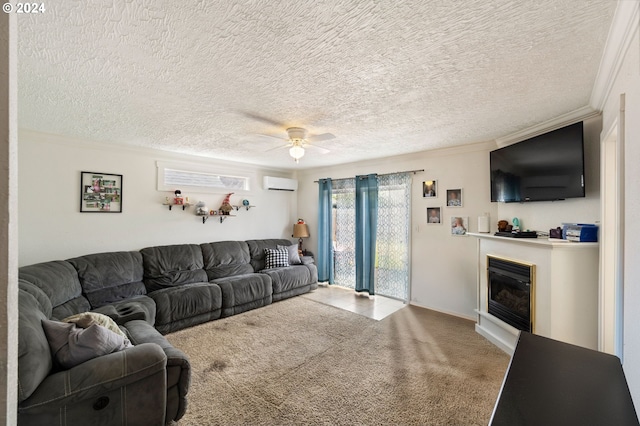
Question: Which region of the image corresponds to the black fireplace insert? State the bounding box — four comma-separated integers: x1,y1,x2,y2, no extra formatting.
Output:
487,256,535,332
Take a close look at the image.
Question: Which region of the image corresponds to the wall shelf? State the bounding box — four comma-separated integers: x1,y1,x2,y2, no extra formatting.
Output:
233,205,256,211
202,214,235,223
163,202,191,211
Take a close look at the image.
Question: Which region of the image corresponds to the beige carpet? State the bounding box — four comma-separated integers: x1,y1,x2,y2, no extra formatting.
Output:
166,297,510,425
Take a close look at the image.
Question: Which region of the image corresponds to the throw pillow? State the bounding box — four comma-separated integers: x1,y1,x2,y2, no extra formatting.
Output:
264,248,289,269
62,312,128,339
41,320,132,370
277,244,302,265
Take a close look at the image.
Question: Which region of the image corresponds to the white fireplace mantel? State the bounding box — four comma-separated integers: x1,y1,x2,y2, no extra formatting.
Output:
469,233,599,354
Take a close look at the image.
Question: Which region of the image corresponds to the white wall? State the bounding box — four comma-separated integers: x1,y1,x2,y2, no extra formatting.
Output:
297,113,602,322
600,13,640,408
0,11,18,424
18,131,298,266
496,115,602,232
297,142,498,320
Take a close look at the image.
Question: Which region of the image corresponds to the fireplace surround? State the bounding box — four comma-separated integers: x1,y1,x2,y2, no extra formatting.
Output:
470,233,599,354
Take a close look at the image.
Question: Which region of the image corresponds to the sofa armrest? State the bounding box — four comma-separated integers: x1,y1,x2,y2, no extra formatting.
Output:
19,343,166,409
18,343,168,426
300,256,315,265
123,319,191,421
123,320,190,369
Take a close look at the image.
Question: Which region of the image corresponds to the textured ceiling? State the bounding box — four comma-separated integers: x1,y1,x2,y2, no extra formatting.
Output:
18,1,617,169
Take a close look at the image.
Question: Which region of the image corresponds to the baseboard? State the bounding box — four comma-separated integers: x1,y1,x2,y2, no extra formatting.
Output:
475,324,516,355
408,301,476,321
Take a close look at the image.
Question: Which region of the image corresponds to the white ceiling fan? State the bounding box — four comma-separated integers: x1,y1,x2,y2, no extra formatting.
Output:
264,127,335,163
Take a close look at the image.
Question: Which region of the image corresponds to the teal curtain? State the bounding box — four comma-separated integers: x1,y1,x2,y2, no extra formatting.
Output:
355,174,378,295
317,178,334,283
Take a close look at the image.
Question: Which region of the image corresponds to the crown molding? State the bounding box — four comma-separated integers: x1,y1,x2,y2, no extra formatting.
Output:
590,0,639,111
494,106,601,148
296,139,496,178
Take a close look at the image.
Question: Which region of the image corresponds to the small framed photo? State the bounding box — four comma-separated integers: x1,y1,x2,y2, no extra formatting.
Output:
80,171,122,213
446,188,463,207
427,207,441,224
450,216,468,236
423,180,437,197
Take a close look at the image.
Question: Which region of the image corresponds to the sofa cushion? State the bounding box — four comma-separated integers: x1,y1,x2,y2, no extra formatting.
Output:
246,239,295,271
200,241,254,279
19,279,52,319
260,264,315,295
140,244,208,292
264,248,289,269
18,260,90,319
211,274,272,317
148,282,223,334
18,289,53,403
67,251,146,308
92,296,157,325
41,320,132,370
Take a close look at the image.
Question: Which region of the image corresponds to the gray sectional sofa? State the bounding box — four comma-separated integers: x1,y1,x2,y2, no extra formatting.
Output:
17,238,317,425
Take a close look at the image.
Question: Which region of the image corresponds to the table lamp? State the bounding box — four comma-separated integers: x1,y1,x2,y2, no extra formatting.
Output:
292,221,310,254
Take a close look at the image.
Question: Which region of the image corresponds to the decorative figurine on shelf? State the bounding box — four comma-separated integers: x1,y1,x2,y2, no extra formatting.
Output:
195,201,208,216
242,199,250,207
219,193,234,215
174,189,184,205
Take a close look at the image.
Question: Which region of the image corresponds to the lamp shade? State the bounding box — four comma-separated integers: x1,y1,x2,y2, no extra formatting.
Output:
293,223,309,238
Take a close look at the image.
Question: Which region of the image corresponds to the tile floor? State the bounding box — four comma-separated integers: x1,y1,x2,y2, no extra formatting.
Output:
302,284,406,320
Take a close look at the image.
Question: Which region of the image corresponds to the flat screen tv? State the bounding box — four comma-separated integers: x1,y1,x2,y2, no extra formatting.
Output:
490,122,585,202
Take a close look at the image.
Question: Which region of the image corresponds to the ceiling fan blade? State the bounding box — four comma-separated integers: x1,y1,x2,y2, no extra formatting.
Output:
305,144,331,154
255,133,285,141
237,111,288,128
307,133,336,143
265,143,291,152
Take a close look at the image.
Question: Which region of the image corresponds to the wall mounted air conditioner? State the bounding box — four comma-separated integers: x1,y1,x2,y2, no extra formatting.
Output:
263,176,298,191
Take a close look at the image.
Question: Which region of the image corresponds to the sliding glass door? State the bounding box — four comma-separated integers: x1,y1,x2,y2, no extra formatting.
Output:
332,179,356,289
329,173,411,301
375,173,411,301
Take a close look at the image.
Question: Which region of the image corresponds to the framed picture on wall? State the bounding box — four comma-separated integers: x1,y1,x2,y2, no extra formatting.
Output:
446,188,463,207
450,216,468,236
423,180,437,197
427,207,441,224
80,171,123,213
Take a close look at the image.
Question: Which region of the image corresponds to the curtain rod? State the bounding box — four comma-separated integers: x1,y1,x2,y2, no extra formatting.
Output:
314,169,424,183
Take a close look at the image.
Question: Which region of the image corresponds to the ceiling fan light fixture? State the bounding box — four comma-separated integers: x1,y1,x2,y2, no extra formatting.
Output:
289,144,305,162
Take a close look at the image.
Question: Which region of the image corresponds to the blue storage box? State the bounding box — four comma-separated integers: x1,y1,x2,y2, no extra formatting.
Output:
562,223,598,242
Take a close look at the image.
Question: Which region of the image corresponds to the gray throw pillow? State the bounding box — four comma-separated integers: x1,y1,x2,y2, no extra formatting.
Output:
277,244,301,265
41,320,132,370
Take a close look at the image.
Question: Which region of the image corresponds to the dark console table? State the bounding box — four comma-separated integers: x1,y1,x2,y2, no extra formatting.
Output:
490,332,638,425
